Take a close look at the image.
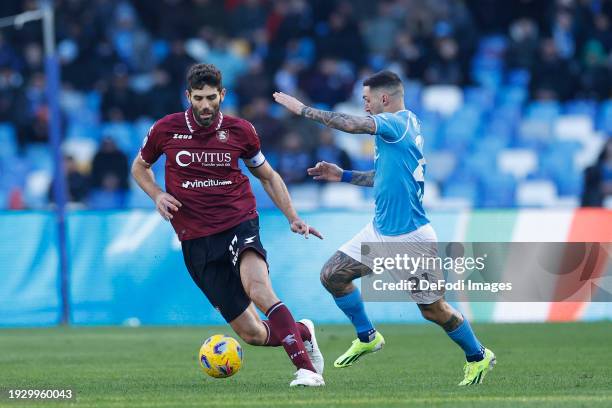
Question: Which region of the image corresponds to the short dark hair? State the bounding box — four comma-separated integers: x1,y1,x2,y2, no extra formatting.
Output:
187,63,223,91
363,70,402,90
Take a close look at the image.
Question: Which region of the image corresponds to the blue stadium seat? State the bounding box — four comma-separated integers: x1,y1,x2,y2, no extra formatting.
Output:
497,85,527,107
463,87,496,111
516,117,553,148
442,182,478,204
597,100,612,132
24,144,53,173
152,39,170,63
564,99,597,117
0,123,17,160
0,156,27,190
66,120,101,141
132,118,155,153
526,101,561,120
126,184,152,208
506,69,530,87
88,189,127,210
100,122,136,154
479,172,516,207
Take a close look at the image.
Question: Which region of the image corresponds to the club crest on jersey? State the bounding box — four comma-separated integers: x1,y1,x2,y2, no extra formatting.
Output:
216,130,229,142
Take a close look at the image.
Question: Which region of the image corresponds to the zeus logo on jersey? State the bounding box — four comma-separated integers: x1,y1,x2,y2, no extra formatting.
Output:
175,150,232,167
173,133,192,139
181,179,232,189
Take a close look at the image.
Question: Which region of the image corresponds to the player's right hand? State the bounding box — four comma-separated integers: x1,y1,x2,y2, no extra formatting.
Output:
307,161,343,182
154,192,182,220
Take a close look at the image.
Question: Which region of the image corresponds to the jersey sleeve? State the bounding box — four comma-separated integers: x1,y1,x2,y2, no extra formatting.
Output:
240,121,266,168
370,112,409,143
139,121,163,165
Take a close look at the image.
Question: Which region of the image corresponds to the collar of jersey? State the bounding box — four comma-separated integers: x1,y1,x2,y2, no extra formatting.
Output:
185,107,224,134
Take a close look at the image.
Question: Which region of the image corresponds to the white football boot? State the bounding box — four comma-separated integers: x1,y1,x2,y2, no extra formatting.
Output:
289,368,325,387
298,319,324,374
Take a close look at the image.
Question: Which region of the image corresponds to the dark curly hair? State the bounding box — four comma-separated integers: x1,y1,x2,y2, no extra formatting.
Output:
187,63,223,91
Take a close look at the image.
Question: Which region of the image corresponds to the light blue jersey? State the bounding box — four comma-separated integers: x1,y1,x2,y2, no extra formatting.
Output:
370,110,429,235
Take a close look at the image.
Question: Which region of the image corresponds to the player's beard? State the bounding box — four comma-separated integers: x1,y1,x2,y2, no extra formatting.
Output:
192,104,218,127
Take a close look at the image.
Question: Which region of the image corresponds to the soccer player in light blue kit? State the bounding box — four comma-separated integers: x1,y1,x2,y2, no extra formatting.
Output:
274,71,495,385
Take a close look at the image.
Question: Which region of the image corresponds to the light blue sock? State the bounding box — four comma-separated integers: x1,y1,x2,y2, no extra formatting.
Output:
334,288,376,342
446,316,485,362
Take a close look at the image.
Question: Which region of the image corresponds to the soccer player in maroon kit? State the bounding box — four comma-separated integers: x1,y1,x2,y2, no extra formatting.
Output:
131,64,324,387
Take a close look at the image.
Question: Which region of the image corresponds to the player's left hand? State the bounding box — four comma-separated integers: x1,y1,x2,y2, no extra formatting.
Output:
290,218,323,240
273,92,305,115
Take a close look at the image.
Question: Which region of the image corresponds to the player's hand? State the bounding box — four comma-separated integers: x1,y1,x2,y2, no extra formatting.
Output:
272,92,306,115
290,218,323,240
154,191,182,220
307,161,343,182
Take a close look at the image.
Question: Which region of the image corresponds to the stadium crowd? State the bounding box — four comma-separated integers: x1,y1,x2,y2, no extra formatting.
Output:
0,0,611,209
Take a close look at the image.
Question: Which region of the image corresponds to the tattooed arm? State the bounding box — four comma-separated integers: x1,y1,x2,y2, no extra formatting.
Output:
273,92,376,134
300,106,376,134
349,170,375,187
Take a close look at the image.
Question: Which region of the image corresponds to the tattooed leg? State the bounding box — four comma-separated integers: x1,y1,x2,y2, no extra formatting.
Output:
320,251,372,297
418,299,463,331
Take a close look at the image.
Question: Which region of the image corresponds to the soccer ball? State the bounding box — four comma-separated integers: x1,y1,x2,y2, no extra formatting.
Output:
198,334,243,378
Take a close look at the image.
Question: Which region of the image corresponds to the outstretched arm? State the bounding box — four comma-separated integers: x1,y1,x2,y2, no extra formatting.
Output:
273,92,376,134
307,161,375,187
248,161,323,239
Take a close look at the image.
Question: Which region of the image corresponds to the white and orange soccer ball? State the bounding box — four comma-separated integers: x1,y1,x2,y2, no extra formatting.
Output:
198,334,243,378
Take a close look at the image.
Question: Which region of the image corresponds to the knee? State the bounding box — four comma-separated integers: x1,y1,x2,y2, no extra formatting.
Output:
419,306,438,323
320,264,346,296
419,303,447,324
246,283,276,310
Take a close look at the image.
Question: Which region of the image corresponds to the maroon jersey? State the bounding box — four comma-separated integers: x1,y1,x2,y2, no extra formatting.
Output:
140,107,266,240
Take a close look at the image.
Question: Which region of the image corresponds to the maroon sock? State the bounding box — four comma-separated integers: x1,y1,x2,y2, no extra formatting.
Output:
262,320,311,346
265,301,316,373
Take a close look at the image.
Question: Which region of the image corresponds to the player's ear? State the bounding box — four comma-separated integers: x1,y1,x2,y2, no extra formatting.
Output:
185,89,190,101
381,93,389,106
219,88,226,102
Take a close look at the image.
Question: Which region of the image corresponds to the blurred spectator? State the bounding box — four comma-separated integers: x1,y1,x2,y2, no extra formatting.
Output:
578,40,612,100
160,39,196,84
90,137,129,192
300,58,354,108
143,68,183,119
277,132,312,184
109,2,154,72
530,38,575,100
230,0,268,37
507,18,540,70
581,138,612,207
204,35,248,89
190,0,229,35
48,155,90,205
242,97,286,153
101,67,142,121
363,1,401,57
393,32,427,79
313,128,352,171
316,6,366,67
0,67,27,125
551,9,578,60
235,58,272,109
424,37,464,85
17,110,48,147
590,13,612,52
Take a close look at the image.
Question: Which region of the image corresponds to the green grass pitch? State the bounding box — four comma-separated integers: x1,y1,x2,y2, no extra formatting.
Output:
1,322,611,407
